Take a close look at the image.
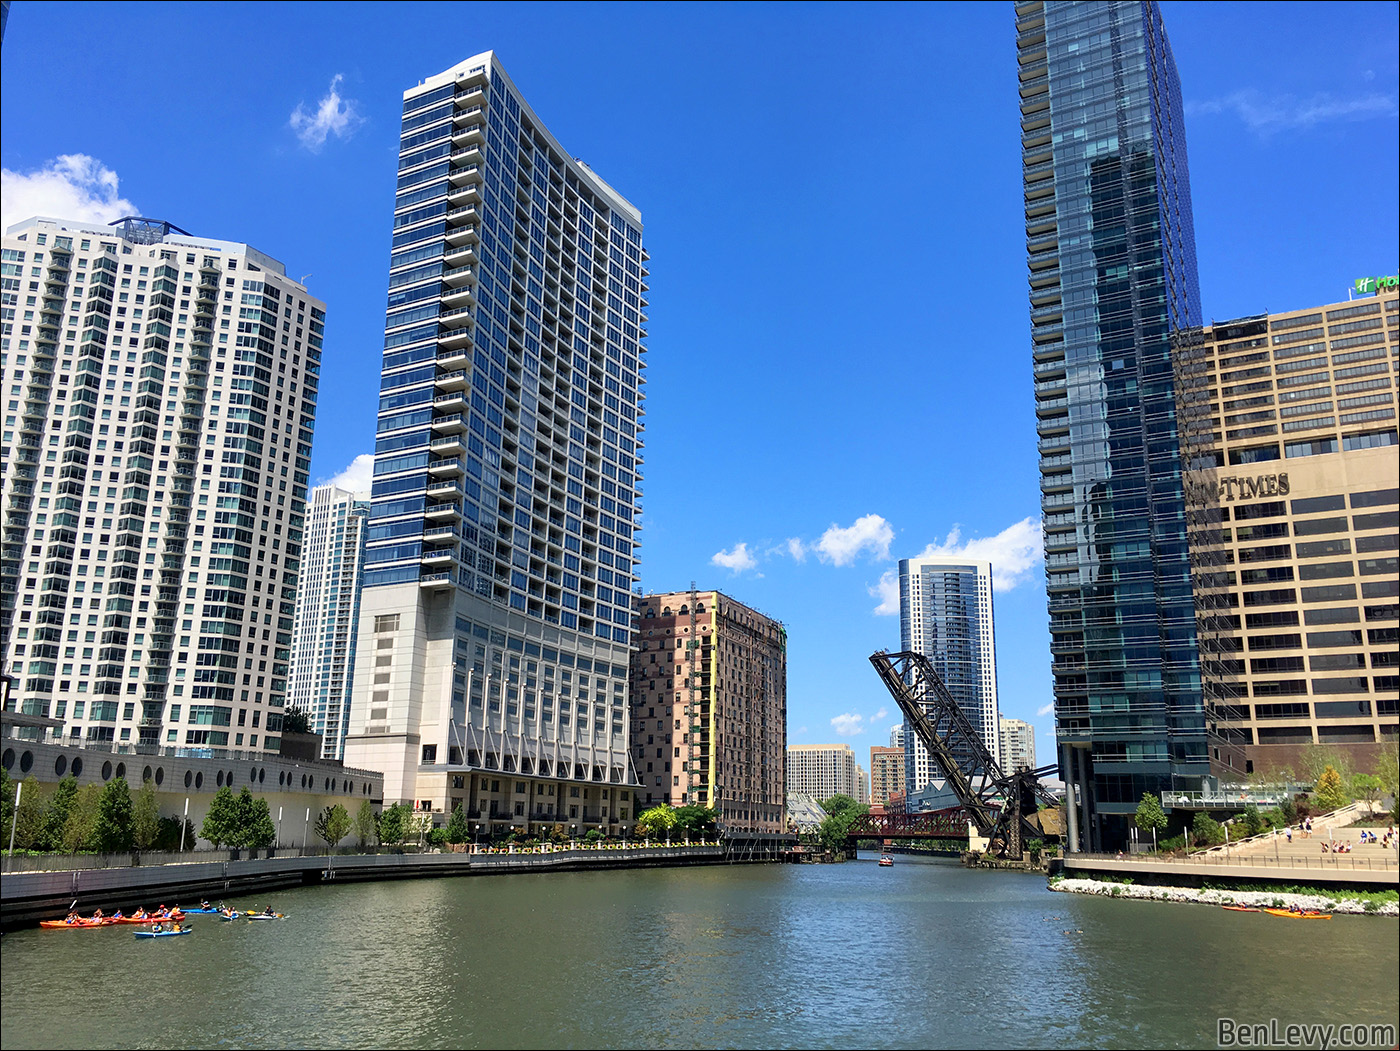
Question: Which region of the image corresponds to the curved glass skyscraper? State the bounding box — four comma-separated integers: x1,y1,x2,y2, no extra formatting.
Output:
344,53,647,836
1018,0,1207,850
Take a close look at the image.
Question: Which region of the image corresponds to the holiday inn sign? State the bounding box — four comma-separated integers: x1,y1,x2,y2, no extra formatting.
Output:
1355,274,1399,295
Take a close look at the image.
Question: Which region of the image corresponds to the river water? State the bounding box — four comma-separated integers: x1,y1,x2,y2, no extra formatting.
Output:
1,853,1396,1050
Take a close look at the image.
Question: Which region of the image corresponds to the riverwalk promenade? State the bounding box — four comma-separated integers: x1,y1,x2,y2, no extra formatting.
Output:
1062,802,1397,887
0,841,780,930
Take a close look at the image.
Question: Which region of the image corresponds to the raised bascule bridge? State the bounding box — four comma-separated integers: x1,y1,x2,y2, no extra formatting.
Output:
847,651,1059,860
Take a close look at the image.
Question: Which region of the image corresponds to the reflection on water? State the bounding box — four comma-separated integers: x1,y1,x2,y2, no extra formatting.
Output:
2,854,1396,1049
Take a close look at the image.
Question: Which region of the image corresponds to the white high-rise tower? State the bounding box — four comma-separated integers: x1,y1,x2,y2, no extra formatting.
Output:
2,216,322,753
898,557,1000,796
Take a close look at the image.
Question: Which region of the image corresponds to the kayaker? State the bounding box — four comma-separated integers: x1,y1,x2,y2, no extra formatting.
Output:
264,905,274,916
92,909,104,920
133,907,147,920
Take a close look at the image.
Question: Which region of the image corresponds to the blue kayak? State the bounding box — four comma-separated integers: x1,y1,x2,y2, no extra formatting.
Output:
177,907,221,914
135,928,192,938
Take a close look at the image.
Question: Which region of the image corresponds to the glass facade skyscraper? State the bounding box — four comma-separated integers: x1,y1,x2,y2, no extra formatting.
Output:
342,53,647,835
1018,0,1207,850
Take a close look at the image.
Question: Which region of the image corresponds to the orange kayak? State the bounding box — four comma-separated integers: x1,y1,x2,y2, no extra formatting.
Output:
1262,908,1332,919
1221,906,1259,912
39,919,118,929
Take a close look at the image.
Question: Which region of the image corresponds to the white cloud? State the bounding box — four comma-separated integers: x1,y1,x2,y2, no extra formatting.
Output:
1037,702,1054,717
869,568,900,616
322,453,374,495
711,542,759,574
785,537,807,562
831,712,864,736
872,707,887,722
1187,89,1397,134
1,154,137,234
815,513,894,567
290,74,365,151
914,516,1043,592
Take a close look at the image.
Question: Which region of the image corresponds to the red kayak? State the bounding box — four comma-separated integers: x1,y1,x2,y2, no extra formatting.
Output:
1221,906,1259,913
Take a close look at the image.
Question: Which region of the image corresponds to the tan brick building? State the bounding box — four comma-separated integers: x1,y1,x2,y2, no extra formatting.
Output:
1174,287,1398,776
869,745,905,806
630,590,786,833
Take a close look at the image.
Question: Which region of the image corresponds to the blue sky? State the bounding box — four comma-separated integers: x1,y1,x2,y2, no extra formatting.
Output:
4,1,1396,767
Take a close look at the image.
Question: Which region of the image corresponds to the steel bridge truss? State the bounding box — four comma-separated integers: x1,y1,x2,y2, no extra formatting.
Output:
867,650,1058,859
847,807,970,841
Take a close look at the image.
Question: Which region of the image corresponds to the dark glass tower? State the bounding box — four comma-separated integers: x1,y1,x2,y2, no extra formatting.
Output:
1018,0,1206,850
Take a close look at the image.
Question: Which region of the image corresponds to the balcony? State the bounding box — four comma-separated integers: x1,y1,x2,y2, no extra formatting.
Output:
445,222,478,248
428,456,464,478
442,283,476,308
442,265,476,289
439,305,474,330
424,501,463,522
433,391,467,413
422,526,459,546
444,243,478,268
421,547,456,566
419,571,454,591
426,480,463,502
435,369,469,392
447,181,481,206
451,119,484,146
431,413,467,434
430,435,466,456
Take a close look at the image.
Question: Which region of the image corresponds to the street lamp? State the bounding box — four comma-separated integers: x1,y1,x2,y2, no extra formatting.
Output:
475,823,481,853
570,824,576,850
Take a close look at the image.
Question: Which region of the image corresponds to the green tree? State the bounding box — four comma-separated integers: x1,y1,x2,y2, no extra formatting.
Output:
1238,804,1266,838
1134,793,1168,836
1314,765,1349,812
1191,811,1226,847
672,805,718,836
314,804,351,850
1299,746,1353,790
377,802,406,847
93,777,134,852
354,799,377,848
281,706,312,734
226,786,261,849
444,804,470,845
40,775,78,851
815,796,869,855
13,776,46,851
0,767,13,848
819,794,862,820
62,784,101,853
132,778,161,852
1377,742,1400,822
635,805,677,839
1350,773,1381,810
246,797,277,849
200,785,238,848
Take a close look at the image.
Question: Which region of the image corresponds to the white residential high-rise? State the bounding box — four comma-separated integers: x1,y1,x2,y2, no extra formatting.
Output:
998,716,1036,774
786,743,861,801
1,216,322,753
899,557,1000,794
342,53,647,834
889,724,904,749
288,484,369,760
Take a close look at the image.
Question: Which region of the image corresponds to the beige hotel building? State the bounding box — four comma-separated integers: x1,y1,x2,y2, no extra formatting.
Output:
1174,285,1398,776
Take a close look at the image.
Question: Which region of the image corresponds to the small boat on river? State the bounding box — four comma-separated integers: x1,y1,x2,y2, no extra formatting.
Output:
1262,907,1332,919
878,855,894,867
1220,906,1259,913
39,918,116,930
134,927,193,938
